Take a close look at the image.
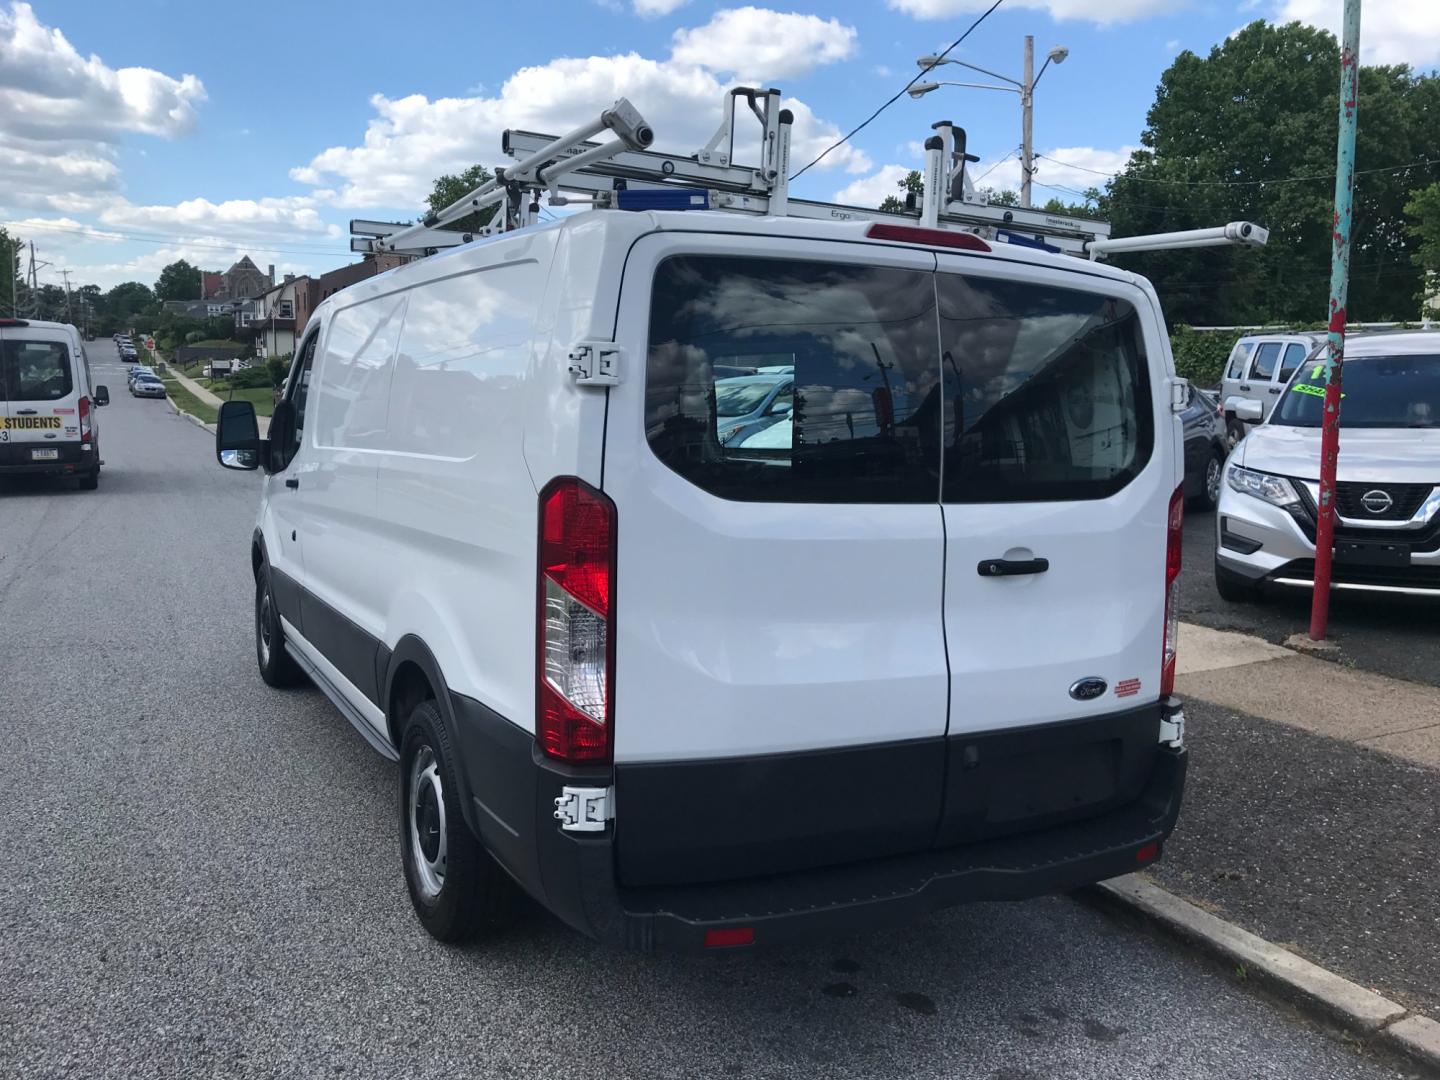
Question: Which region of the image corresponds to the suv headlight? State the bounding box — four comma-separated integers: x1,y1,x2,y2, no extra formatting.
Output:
1226,465,1300,507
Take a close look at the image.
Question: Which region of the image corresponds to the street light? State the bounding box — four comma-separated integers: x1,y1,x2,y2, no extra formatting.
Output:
914,37,1069,207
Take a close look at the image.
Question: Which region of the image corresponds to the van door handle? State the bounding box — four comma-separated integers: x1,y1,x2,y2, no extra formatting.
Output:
978,557,1049,577
1268,387,1282,394
15,408,37,415
1239,384,1251,391
284,477,300,489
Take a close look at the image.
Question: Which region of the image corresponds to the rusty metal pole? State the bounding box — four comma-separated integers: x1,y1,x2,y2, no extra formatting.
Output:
1309,0,1363,641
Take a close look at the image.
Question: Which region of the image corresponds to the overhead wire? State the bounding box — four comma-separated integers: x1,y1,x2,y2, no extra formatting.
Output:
789,0,1006,181
1035,153,1440,187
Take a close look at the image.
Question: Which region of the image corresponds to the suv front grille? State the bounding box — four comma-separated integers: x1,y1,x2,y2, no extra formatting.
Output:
1334,481,1434,521
1291,482,1440,553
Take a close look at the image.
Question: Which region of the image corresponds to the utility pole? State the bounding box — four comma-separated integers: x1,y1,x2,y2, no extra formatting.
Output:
1309,0,1362,641
1021,35,1035,208
59,269,74,324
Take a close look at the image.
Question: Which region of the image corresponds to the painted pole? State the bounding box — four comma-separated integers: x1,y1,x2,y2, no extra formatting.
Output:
1309,0,1362,641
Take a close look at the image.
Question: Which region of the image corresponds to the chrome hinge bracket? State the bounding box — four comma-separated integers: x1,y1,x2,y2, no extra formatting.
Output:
568,341,622,387
1158,710,1185,748
554,786,613,832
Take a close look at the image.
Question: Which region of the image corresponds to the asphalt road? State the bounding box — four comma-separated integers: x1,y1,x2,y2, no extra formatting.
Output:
1179,505,1440,688
0,342,1419,1079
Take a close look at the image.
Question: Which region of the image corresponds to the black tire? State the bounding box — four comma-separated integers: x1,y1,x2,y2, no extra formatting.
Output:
399,700,518,943
255,568,305,687
1215,557,1263,604
1190,449,1224,512
78,469,98,491
1225,417,1247,450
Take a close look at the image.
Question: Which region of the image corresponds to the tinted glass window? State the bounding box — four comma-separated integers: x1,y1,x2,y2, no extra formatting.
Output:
1279,342,1307,381
315,292,406,450
1276,354,1440,429
3,340,72,401
1225,341,1254,379
646,256,941,503
1250,341,1280,381
939,276,1152,503
388,262,542,458
289,333,318,456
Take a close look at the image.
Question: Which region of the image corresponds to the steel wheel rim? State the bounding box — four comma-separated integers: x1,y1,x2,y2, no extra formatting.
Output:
409,746,447,899
257,586,273,665
1205,457,1222,503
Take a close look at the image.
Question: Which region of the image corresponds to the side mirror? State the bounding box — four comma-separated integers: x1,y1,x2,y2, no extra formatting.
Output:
1234,399,1264,423
94,385,110,406
216,400,261,470
266,400,295,473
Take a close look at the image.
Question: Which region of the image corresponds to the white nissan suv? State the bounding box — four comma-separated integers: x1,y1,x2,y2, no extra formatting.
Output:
1215,331,1440,601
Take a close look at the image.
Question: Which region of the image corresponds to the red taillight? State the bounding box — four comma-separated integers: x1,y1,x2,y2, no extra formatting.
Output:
866,223,991,252
704,927,755,948
78,396,92,442
537,477,616,763
1161,484,1184,698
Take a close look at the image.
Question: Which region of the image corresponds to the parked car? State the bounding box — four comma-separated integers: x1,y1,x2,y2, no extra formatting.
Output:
713,373,793,445
0,317,108,488
1215,330,1440,601
130,373,167,398
213,209,1189,951
1219,331,1324,447
127,364,154,388
1181,385,1228,510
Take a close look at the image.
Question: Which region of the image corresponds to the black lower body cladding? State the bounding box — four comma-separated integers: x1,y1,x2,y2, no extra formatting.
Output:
0,440,96,477
448,692,1188,952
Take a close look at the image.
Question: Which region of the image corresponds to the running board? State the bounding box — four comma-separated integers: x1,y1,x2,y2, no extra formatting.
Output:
285,642,400,761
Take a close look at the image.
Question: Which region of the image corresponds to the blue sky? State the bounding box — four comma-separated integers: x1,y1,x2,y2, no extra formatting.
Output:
2,0,1435,290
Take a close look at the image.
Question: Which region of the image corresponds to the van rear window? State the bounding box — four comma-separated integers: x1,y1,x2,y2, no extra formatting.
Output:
3,340,73,401
645,256,941,503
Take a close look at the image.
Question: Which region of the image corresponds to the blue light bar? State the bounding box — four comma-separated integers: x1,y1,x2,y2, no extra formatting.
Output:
994,229,1061,253
616,188,710,211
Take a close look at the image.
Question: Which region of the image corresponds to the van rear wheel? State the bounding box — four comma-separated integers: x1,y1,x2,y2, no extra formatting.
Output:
399,701,519,943
255,569,305,687
78,469,98,491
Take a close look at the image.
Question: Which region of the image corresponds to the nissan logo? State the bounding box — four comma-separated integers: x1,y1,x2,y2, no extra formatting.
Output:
1069,677,1108,701
1361,489,1394,515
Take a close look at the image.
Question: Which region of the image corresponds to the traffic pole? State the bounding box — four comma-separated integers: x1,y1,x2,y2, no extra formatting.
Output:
1309,0,1362,641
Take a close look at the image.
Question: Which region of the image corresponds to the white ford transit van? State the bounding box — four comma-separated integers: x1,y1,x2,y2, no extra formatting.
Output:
0,318,109,489
216,210,1188,950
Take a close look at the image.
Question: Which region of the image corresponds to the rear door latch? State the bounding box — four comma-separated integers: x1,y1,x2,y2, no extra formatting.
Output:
568,342,622,387
554,786,613,832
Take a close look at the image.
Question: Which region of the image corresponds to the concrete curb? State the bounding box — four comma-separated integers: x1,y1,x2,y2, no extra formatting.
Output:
1088,875,1439,1071
165,395,217,435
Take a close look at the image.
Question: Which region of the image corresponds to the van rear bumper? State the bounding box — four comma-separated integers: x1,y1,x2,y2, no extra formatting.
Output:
449,693,1187,953
0,442,97,476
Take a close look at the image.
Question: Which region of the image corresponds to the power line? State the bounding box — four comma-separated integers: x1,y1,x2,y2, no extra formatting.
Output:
790,0,1006,181
1036,153,1440,187
971,148,1019,187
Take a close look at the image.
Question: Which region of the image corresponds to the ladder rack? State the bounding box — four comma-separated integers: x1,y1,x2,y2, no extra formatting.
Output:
352,87,1267,263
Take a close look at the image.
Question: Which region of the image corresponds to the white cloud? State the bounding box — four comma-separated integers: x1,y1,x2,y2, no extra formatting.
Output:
671,7,858,80
99,195,340,240
886,0,1173,25
2,217,126,247
634,0,689,13
293,52,868,211
978,145,1136,195
832,164,913,208
0,2,205,209
1165,38,1180,52
1272,0,1440,68
874,64,894,77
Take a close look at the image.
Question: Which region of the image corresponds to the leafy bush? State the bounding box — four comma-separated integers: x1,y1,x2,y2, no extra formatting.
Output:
230,366,275,389
1169,326,1239,388
266,354,292,388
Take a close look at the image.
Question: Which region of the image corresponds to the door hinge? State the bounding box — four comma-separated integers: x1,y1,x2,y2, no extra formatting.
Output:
553,786,613,832
568,342,622,387
1158,710,1185,748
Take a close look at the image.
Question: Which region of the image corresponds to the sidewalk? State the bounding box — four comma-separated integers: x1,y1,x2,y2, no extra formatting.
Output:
165,361,271,438
1155,622,1440,1016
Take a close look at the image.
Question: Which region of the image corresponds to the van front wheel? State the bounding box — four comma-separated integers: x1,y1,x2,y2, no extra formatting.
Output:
255,570,304,687
399,701,518,943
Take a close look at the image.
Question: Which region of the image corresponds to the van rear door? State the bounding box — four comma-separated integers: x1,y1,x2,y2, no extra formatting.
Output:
602,235,950,887
932,258,1172,845
0,327,81,467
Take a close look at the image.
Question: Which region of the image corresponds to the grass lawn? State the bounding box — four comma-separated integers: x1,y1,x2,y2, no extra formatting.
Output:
161,378,218,425
198,383,274,416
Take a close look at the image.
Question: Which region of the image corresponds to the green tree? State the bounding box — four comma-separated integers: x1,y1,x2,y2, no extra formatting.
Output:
0,226,21,317
154,259,202,301
105,281,155,326
878,170,924,213
427,165,500,234
1405,182,1440,270
1101,21,1440,325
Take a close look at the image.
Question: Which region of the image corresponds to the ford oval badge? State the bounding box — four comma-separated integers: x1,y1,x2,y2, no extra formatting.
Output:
1069,677,1107,701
